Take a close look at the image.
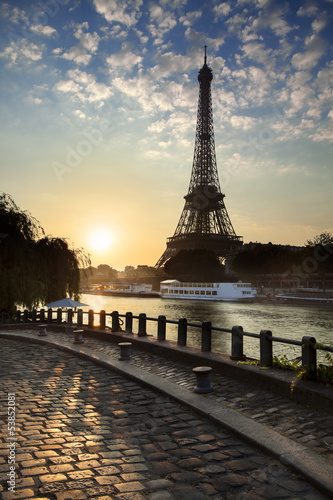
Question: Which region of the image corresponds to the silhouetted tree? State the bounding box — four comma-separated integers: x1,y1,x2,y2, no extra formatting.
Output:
0,193,90,311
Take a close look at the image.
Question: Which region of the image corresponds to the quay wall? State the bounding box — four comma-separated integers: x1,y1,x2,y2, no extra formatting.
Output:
1,322,332,415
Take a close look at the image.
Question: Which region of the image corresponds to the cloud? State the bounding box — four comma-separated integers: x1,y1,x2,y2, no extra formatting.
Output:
230,115,256,130
292,35,327,70
179,10,202,27
297,3,319,17
151,52,193,79
59,22,100,66
93,0,143,27
213,2,231,19
30,25,57,37
148,3,177,45
251,0,293,38
106,42,143,72
55,69,112,104
240,41,275,68
0,40,44,65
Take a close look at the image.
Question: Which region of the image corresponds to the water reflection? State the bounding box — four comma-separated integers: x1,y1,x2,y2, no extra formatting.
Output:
81,294,333,360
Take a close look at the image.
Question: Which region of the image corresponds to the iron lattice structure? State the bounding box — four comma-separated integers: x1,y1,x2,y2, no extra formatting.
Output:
156,49,242,269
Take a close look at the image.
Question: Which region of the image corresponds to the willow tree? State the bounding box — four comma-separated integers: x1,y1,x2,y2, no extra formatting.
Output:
0,193,90,311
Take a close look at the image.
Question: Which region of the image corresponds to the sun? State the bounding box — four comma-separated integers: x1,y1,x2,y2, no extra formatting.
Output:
89,228,114,252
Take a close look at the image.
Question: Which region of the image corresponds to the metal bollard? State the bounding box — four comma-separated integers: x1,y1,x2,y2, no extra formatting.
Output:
125,312,133,334
67,308,73,325
73,329,84,344
77,309,83,327
118,342,132,361
302,336,317,379
193,366,214,394
138,313,147,337
57,308,62,324
178,318,187,346
157,315,166,341
38,324,47,336
100,310,106,330
260,330,273,367
201,321,212,352
111,311,120,332
47,308,52,324
231,325,246,361
39,309,45,323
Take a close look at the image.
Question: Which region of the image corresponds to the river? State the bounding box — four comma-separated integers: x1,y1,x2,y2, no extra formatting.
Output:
80,294,333,363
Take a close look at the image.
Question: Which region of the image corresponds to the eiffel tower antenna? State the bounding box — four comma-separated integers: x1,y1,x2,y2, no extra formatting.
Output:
156,48,242,269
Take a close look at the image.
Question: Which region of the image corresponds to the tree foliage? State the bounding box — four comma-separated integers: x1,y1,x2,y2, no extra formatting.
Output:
0,193,90,311
164,249,225,281
231,243,301,279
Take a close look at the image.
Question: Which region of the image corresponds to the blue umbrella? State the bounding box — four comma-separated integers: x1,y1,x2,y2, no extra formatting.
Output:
44,298,88,308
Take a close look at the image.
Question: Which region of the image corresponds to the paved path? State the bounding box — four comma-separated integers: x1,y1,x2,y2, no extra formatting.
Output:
0,329,332,499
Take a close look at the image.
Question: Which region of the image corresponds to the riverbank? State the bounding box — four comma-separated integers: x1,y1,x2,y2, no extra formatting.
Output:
1,328,333,499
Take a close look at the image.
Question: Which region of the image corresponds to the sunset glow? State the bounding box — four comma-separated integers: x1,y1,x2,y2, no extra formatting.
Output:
1,1,332,269
89,228,114,253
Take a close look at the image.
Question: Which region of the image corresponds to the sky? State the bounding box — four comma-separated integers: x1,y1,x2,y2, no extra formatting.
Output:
0,0,332,270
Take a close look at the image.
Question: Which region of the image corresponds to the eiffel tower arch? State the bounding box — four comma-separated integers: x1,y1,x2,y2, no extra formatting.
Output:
156,48,243,269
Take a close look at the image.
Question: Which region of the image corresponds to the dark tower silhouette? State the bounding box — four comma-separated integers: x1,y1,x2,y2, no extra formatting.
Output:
156,48,242,269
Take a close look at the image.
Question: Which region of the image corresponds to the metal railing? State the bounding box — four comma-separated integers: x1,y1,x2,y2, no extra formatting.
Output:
1,308,332,375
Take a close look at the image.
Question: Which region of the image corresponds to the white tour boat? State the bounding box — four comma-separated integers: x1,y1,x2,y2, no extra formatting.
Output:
160,280,256,302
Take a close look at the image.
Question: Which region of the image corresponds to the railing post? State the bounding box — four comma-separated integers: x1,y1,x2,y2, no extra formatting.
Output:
47,308,53,324
67,308,73,325
39,309,45,323
31,309,37,323
15,310,21,323
88,309,94,328
201,321,212,352
100,310,106,330
231,325,245,360
77,309,83,327
56,308,62,324
178,318,187,346
138,313,147,337
23,309,29,323
302,336,317,379
260,330,273,367
157,315,166,341
111,311,120,332
125,312,133,334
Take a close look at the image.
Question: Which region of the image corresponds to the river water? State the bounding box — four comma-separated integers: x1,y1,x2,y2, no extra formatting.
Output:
80,293,333,362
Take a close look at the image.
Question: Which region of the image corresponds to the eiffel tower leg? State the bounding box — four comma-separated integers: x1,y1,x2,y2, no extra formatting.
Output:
155,247,176,269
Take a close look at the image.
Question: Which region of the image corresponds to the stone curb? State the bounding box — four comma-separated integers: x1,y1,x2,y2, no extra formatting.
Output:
2,323,332,414
1,331,333,498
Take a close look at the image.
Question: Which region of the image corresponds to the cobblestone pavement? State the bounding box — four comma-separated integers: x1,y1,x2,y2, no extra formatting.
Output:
0,338,331,500
6,328,333,460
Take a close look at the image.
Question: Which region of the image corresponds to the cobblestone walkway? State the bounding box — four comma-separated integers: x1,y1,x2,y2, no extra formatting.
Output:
0,338,330,499
8,328,333,460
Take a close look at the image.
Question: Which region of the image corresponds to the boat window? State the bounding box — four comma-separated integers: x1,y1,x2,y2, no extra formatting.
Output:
190,290,194,294
212,291,217,295
201,291,205,295
169,290,173,294
206,291,211,295
195,290,199,295
179,290,183,294
184,290,188,294
174,290,178,294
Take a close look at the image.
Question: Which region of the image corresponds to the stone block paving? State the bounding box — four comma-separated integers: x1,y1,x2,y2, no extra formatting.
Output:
0,338,331,499
11,328,333,460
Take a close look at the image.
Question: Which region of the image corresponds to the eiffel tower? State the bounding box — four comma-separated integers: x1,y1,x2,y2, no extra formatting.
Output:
156,48,242,269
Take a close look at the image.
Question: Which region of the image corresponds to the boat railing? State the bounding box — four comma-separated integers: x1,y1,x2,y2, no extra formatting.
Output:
1,308,332,377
